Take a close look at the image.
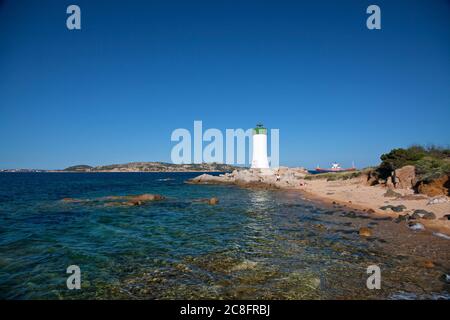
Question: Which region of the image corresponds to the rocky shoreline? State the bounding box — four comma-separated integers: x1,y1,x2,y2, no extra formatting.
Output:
188,167,450,236
188,167,309,189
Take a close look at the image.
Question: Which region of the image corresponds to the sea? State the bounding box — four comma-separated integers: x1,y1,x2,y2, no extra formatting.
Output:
0,172,448,299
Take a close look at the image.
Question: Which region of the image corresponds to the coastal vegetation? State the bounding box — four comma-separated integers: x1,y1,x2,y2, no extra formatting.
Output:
64,165,93,172
304,169,369,181
377,145,450,181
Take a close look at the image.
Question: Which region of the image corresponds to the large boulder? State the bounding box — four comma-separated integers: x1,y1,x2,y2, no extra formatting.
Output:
234,170,261,184
188,173,229,184
363,170,379,186
386,176,395,189
416,175,450,197
393,165,416,189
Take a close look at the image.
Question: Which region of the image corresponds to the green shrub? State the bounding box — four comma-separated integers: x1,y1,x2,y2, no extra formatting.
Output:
379,147,425,170
415,157,450,182
304,170,364,181
377,145,450,180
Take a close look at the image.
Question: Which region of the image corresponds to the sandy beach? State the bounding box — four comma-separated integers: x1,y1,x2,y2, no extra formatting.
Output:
299,177,450,235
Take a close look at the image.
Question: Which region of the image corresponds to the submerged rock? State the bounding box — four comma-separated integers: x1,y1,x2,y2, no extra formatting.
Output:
61,198,86,203
113,194,165,206
61,194,165,207
230,260,258,272
208,197,219,205
422,260,435,268
359,227,372,237
67,193,168,207
193,197,220,205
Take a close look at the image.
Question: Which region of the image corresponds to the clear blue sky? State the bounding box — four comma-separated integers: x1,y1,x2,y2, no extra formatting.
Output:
1,0,449,169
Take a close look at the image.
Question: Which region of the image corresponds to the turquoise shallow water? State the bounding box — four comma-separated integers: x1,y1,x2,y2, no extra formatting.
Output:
0,172,449,299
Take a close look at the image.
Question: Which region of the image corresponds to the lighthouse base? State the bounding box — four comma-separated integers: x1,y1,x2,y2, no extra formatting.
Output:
251,159,270,169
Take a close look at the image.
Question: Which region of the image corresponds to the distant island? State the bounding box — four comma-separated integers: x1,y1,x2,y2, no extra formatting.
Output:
0,162,242,173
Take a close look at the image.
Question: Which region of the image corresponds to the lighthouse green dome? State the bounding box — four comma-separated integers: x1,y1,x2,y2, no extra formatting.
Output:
253,123,267,135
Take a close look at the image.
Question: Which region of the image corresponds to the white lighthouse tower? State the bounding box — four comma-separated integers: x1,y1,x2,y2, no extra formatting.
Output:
251,124,270,169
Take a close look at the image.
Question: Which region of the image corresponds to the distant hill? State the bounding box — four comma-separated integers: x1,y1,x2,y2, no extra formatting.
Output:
63,165,93,172
63,162,241,172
